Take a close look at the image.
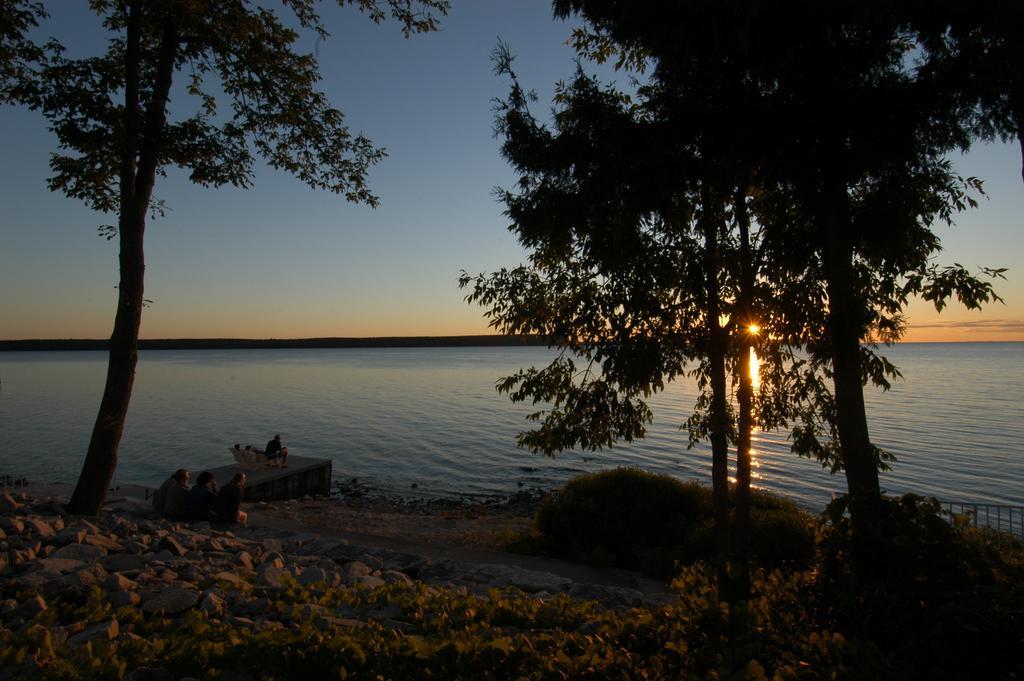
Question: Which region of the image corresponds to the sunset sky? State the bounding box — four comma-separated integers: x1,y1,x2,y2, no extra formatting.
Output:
1,2,1021,343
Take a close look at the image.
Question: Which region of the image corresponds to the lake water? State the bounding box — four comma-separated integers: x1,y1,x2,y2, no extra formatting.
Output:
0,343,1021,510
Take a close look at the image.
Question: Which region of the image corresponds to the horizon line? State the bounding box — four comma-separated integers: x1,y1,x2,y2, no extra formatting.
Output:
1,334,1021,352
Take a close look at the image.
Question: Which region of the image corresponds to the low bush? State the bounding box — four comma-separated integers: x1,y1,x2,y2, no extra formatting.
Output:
531,468,815,576
816,494,1024,681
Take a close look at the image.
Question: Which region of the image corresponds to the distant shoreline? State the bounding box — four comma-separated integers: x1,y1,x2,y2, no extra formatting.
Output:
0,336,1020,351
0,335,551,352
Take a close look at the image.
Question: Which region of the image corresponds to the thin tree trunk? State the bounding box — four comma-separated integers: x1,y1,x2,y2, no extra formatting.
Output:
68,6,178,515
820,193,881,531
701,186,731,592
732,185,754,599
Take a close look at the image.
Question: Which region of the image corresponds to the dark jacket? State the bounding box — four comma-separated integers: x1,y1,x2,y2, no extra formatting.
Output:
265,438,282,457
153,477,187,519
185,484,220,522
217,482,243,522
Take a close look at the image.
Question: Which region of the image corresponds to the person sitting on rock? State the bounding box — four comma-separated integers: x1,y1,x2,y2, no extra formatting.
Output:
264,433,289,468
184,471,221,522
152,469,189,519
216,472,248,526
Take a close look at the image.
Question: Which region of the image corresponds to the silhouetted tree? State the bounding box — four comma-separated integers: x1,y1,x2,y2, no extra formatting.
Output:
912,0,1024,183
552,1,1004,537
7,0,447,515
463,46,776,601
0,0,44,102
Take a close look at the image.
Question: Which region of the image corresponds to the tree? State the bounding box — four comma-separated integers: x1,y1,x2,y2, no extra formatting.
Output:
911,0,1024,183
550,1,1004,538
464,44,779,600
9,0,447,515
0,0,44,102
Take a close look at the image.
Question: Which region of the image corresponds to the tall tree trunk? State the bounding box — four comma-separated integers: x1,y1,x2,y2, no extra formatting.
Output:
67,6,178,515
701,186,731,591
732,185,754,599
819,191,881,532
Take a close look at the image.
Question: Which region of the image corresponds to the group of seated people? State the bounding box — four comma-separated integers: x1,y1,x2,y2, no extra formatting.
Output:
152,468,248,526
233,434,289,468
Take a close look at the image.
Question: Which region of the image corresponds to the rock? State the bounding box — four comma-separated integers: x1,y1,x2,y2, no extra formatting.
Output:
260,551,285,568
157,536,188,557
341,561,373,582
257,565,289,589
568,583,644,609
297,567,328,586
15,594,47,620
34,557,85,574
11,570,60,591
213,571,251,589
236,597,270,617
51,543,106,562
150,549,176,563
109,591,141,608
0,517,24,533
237,551,254,571
141,585,199,615
0,492,21,513
123,667,176,681
364,604,404,621
67,619,119,646
228,615,258,629
61,564,108,588
468,564,573,594
105,573,138,593
199,592,226,618
298,603,329,620
316,616,367,631
83,533,123,551
261,539,283,554
355,574,387,589
382,570,414,586
100,554,145,572
22,518,55,538
54,527,87,545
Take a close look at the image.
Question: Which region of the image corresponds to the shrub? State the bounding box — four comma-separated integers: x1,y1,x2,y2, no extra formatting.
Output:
532,468,815,576
816,494,1024,681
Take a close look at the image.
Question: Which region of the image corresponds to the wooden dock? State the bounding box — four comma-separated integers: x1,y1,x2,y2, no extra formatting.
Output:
207,455,332,503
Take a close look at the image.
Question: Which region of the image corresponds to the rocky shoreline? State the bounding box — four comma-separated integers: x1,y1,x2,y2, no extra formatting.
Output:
0,489,672,680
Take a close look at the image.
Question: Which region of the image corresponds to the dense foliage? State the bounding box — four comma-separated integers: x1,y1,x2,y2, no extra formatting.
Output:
530,468,814,576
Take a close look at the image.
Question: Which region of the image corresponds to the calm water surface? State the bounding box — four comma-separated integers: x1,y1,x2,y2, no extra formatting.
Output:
0,344,1021,509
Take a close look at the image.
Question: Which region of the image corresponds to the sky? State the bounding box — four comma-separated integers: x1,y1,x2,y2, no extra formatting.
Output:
1,2,1022,342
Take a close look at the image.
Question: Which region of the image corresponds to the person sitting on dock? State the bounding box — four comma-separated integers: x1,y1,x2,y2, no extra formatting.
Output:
217,472,248,526
152,468,189,519
265,434,289,468
185,471,222,522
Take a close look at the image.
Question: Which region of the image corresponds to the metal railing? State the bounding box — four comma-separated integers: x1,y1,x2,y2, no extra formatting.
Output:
940,501,1024,548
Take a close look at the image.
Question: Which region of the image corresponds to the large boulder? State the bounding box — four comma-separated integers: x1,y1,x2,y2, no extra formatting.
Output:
141,585,199,615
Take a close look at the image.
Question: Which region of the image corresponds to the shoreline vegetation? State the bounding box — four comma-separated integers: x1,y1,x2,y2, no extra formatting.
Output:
1,470,1021,679
0,335,550,352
